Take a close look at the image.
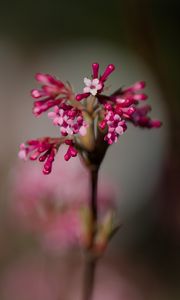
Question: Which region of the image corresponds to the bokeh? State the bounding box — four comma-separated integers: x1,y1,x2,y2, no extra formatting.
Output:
0,0,179,299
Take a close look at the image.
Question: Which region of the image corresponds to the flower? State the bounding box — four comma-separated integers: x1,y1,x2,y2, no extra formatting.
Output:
31,73,72,116
130,105,162,128
98,80,161,143
18,137,60,174
99,103,127,145
18,137,80,174
64,140,78,161
83,77,102,96
76,63,115,101
48,104,88,137
19,62,162,174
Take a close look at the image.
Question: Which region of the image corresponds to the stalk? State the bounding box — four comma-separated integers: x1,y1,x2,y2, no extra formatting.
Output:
83,168,99,300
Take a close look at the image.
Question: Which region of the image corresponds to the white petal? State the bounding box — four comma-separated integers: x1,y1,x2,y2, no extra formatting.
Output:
92,78,99,85
90,88,97,96
59,109,64,116
84,77,92,86
83,86,90,93
114,114,120,120
61,127,66,133
58,117,64,125
67,127,73,135
67,119,73,126
48,112,56,119
115,126,124,135
53,117,60,125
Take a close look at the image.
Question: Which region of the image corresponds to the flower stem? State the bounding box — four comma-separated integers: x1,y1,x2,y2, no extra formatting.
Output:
83,255,97,300
91,168,98,225
83,167,99,300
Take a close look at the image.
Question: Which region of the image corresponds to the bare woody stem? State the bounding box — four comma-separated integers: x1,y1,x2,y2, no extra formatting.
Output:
90,168,98,226
83,167,99,300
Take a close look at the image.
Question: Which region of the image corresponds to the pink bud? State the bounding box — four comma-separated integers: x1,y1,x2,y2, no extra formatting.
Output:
150,120,162,128
131,81,146,90
30,150,40,160
31,89,45,99
99,120,106,130
64,152,70,161
70,146,78,157
133,93,148,101
92,63,99,78
35,73,52,85
100,64,115,82
76,93,89,101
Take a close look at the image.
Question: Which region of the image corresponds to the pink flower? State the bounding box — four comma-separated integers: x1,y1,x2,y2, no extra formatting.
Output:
19,63,162,174
18,138,79,174
18,137,60,174
64,140,78,161
112,82,162,130
48,104,88,137
97,80,161,143
31,73,72,116
76,63,115,101
130,105,162,128
99,103,127,145
113,81,148,102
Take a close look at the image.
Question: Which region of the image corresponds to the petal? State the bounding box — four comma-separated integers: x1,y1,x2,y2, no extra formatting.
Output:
83,87,90,93
92,78,100,85
67,127,73,135
114,114,121,121
90,88,97,96
48,112,56,119
115,126,124,135
53,117,60,125
84,77,92,86
58,117,64,125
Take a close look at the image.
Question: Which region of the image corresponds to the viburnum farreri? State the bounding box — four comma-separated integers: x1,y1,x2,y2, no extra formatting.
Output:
18,62,162,300
19,63,161,174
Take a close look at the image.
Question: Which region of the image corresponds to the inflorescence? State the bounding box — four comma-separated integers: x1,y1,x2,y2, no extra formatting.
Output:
19,63,162,174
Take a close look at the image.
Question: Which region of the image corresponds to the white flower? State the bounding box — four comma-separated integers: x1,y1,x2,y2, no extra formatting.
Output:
83,77,102,96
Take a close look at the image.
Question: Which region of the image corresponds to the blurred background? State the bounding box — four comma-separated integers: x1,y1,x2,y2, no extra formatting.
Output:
0,0,179,299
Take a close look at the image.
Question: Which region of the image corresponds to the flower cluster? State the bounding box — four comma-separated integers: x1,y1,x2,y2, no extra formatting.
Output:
18,138,77,174
131,105,162,128
99,104,127,144
18,138,60,174
31,73,72,116
19,63,161,174
48,104,87,137
110,81,161,128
